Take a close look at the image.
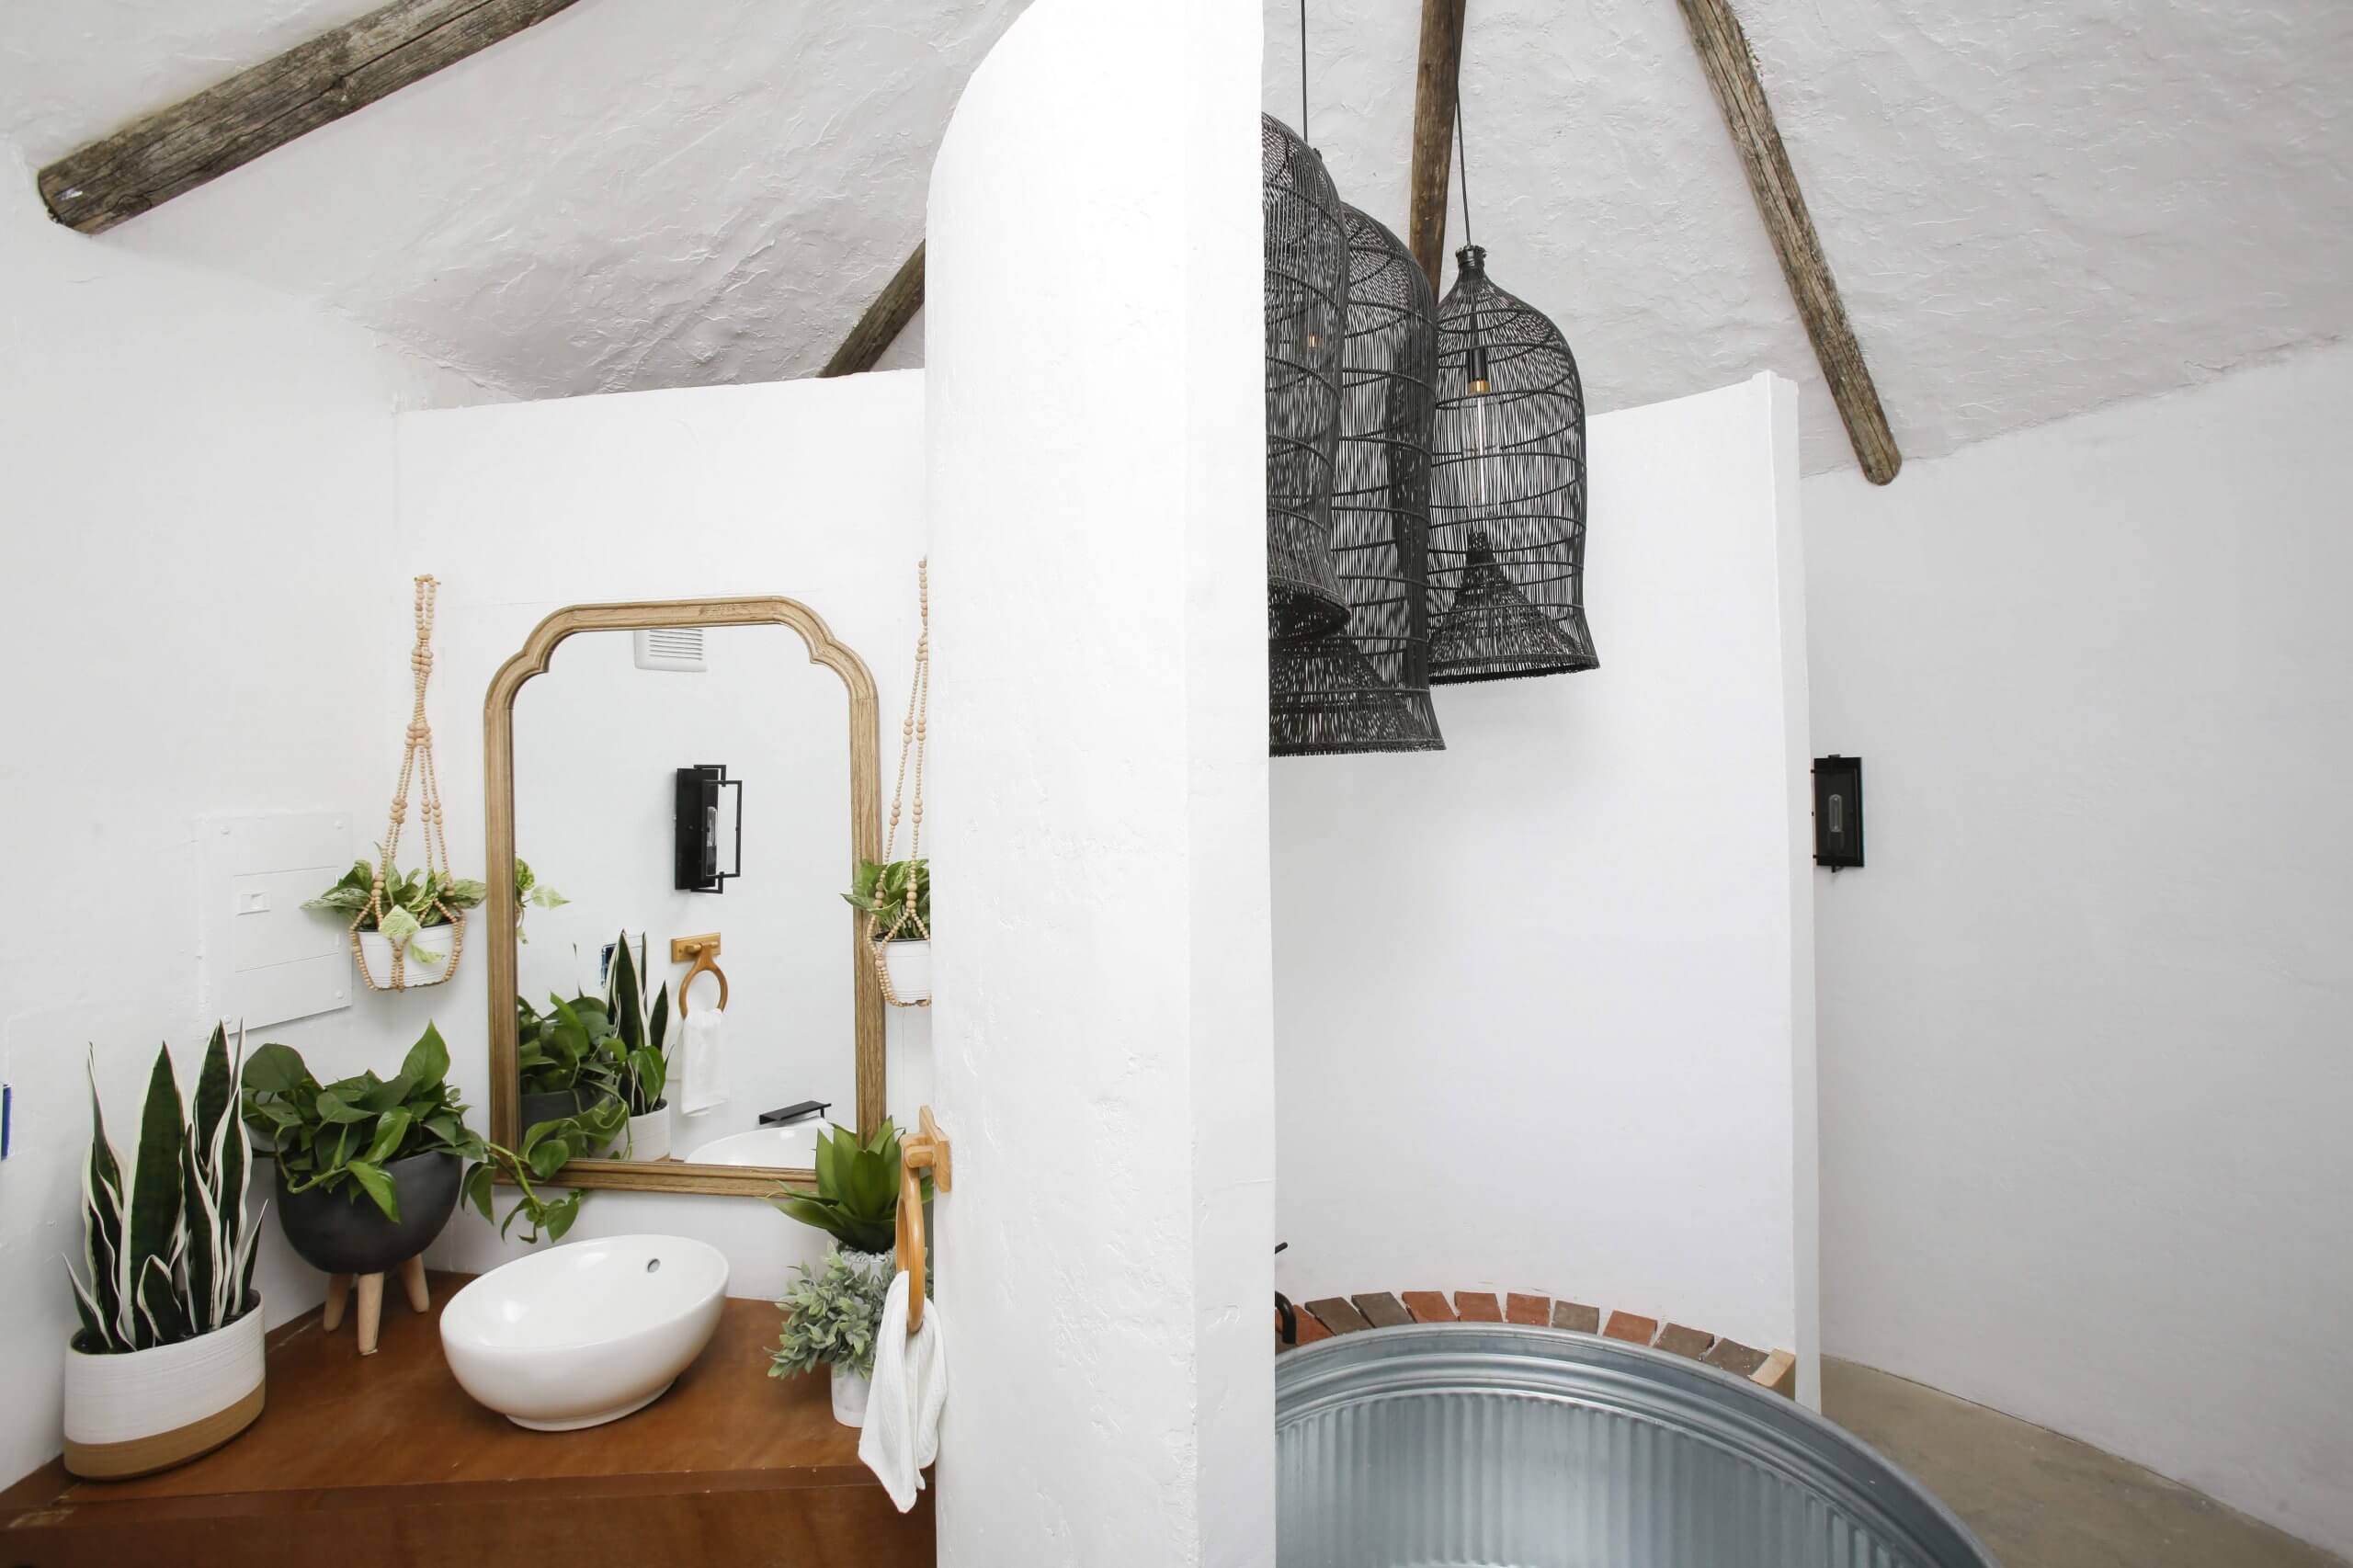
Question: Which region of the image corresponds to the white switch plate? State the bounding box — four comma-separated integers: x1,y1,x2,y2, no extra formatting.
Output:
199,812,355,1031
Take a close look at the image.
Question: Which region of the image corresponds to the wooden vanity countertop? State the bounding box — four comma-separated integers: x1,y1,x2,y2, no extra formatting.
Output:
0,1272,932,1568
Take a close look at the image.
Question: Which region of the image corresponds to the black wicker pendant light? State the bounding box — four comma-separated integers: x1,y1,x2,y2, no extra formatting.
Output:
1270,204,1444,756
1425,97,1596,682
1262,111,1351,642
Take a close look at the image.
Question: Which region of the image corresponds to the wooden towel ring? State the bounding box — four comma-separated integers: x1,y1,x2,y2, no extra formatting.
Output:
671,934,729,1017
896,1106,952,1334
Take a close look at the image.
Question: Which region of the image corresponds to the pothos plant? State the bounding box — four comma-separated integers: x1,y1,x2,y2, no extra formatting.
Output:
308,857,567,959
241,1023,618,1244
306,852,487,961
843,858,929,942
513,931,668,1138
67,1025,263,1354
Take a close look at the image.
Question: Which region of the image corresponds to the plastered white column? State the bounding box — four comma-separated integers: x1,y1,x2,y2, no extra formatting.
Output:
925,0,1270,1562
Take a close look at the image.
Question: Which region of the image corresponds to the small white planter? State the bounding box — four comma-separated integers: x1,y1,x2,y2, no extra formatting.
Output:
831,1364,872,1428
881,938,931,1006
624,1103,671,1163
63,1301,267,1480
357,928,454,989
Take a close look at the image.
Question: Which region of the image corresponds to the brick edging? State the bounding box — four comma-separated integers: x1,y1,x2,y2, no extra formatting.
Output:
1281,1287,1797,1400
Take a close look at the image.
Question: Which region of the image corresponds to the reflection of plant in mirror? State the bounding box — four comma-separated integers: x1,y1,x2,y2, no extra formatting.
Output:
769,1251,892,1380
516,993,620,1100
306,850,488,960
241,1026,478,1222
767,1119,933,1255
512,858,567,943
844,858,929,941
604,931,671,1121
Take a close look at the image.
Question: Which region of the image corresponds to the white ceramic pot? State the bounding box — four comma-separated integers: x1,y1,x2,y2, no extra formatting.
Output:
881,938,931,1005
831,1364,872,1428
624,1104,671,1163
357,928,454,989
63,1301,267,1480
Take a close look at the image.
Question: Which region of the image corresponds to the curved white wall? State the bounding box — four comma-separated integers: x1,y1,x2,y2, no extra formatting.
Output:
925,1,1270,1563
1808,340,2353,1557
1272,374,1819,1394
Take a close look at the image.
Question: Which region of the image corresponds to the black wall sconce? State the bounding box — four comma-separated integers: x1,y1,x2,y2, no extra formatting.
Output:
675,764,743,892
1813,755,1864,870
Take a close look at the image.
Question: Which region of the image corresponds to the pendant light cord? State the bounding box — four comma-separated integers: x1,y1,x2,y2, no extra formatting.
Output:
1299,0,1312,147
1454,94,1474,250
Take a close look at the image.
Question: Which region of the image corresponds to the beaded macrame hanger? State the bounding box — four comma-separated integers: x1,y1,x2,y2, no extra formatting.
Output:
351,575,465,992
869,560,931,1006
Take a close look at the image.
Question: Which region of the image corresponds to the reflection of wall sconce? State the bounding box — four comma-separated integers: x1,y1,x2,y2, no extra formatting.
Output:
674,765,743,892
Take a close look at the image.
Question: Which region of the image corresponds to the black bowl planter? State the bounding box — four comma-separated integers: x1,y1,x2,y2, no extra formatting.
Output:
517,1084,616,1134
277,1151,461,1277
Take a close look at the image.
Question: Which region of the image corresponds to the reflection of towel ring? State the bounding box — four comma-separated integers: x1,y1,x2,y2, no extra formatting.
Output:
673,935,730,1017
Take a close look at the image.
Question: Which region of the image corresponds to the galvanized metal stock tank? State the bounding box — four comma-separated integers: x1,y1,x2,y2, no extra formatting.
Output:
1277,1325,1995,1567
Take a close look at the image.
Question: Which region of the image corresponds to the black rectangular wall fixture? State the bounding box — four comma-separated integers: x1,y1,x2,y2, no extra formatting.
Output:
1813,755,1864,869
674,764,743,892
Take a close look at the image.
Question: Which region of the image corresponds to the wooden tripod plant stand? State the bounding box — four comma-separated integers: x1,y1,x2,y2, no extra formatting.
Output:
321,1256,433,1356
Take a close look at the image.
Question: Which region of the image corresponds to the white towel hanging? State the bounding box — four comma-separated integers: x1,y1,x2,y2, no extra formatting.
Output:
858,1270,947,1511
679,1007,728,1113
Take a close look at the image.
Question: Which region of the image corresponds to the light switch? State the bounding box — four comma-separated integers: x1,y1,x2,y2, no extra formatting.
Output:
236,890,272,915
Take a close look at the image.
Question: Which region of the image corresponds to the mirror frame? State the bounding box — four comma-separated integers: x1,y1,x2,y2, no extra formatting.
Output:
483,597,884,1197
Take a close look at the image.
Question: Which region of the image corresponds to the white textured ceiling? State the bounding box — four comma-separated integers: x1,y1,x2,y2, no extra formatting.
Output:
6,0,2349,471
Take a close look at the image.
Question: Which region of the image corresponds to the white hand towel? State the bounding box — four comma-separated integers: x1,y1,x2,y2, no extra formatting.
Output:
679,1008,729,1114
858,1270,948,1511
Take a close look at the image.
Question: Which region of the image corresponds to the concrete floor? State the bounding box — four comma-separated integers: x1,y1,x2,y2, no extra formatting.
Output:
1823,1358,2348,1568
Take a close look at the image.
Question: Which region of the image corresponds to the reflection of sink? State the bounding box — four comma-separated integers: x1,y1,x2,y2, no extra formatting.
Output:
686,1123,823,1168
440,1235,727,1430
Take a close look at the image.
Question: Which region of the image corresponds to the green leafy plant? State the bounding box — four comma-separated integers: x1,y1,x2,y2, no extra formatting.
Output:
513,858,567,943
767,1119,931,1255
242,1025,614,1245
67,1025,263,1354
240,1024,476,1221
515,992,621,1100
306,849,488,960
769,1251,892,1381
843,858,929,942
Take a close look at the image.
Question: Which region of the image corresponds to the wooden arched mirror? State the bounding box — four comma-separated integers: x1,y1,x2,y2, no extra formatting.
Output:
483,597,882,1198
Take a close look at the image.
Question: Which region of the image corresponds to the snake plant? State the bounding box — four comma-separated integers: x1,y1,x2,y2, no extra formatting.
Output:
66,1025,263,1354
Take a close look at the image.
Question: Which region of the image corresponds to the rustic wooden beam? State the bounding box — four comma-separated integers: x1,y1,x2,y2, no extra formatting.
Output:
1673,0,1901,483
38,0,584,235
819,241,926,378
1404,0,1469,293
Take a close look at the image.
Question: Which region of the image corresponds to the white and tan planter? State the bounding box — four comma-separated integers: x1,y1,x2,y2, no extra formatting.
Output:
880,938,931,1006
63,1302,267,1480
623,1103,672,1163
356,928,454,990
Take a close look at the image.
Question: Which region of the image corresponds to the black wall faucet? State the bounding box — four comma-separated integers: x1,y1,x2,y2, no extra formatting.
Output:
758,1099,831,1128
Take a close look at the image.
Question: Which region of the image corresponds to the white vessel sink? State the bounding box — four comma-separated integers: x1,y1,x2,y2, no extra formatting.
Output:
440,1234,728,1431
686,1122,823,1168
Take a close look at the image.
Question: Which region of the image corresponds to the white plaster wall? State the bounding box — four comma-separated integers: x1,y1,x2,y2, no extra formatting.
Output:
924,0,1270,1562
1806,339,2353,1557
1273,374,1819,1395
391,370,930,1294
0,165,476,1489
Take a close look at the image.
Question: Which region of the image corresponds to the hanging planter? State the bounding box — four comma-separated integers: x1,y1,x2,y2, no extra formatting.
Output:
314,576,483,989
849,562,933,1008
1427,244,1597,682
1271,204,1444,756
1263,113,1352,642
